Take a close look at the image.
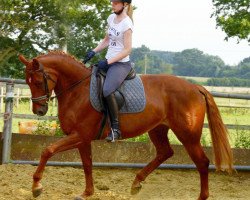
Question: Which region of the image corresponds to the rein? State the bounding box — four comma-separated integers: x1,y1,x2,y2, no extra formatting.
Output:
50,71,93,100
30,62,93,105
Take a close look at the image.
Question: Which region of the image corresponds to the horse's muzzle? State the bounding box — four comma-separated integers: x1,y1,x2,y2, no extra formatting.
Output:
34,105,48,116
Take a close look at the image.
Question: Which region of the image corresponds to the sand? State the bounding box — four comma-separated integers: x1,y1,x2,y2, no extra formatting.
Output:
0,164,249,200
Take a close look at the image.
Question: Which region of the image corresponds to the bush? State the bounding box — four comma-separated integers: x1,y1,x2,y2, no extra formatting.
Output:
33,120,63,136
235,130,250,149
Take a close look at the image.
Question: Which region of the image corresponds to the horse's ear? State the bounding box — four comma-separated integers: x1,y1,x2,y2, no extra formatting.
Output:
19,54,30,66
32,58,40,71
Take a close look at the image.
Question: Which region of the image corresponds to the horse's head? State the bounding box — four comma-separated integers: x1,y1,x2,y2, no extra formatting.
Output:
19,54,57,116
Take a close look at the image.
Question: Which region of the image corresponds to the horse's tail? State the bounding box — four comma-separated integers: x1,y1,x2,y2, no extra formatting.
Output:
196,85,233,173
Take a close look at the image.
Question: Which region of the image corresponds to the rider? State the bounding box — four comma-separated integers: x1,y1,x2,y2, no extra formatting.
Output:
84,0,134,142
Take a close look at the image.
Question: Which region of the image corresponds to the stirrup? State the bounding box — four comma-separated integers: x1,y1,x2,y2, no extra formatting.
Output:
105,128,122,142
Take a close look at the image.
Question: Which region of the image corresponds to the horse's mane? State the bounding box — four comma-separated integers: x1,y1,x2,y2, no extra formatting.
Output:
35,50,88,69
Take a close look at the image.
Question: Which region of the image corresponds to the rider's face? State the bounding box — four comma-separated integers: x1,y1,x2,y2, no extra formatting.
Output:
111,2,124,12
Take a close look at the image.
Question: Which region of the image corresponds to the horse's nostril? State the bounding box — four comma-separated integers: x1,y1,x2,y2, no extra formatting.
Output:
37,110,44,116
35,105,48,116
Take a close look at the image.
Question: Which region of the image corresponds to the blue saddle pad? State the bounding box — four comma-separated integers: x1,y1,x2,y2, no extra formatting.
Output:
89,66,146,113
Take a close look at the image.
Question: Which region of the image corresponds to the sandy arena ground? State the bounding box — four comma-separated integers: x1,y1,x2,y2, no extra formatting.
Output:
0,164,249,200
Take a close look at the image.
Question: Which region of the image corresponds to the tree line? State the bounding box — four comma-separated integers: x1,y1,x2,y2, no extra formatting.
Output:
131,45,250,78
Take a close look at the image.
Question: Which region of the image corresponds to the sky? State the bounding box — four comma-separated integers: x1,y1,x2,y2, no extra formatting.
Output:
132,0,250,66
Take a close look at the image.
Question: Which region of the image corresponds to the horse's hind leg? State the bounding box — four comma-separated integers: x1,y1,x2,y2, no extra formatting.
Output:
131,124,173,195
181,139,210,200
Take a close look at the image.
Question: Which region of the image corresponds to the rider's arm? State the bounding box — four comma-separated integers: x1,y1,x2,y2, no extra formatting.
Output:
93,34,109,53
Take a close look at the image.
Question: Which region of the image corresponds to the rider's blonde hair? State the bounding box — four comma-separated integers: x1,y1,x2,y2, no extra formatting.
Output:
125,3,133,23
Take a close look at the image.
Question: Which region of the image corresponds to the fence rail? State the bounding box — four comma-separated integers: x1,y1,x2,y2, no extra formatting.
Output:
210,91,250,100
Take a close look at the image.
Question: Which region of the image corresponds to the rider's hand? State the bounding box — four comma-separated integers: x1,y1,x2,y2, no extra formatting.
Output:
83,50,95,63
97,59,109,70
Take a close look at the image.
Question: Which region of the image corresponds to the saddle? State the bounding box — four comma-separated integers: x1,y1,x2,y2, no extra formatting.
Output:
96,67,137,111
90,66,146,114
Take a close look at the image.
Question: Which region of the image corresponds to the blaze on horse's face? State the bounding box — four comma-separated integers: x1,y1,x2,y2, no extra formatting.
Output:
19,55,53,116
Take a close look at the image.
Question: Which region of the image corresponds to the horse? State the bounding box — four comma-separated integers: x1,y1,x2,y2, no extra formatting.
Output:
19,51,233,200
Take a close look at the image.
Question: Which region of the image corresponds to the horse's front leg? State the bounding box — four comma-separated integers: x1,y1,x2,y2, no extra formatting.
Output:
32,132,81,198
74,142,94,200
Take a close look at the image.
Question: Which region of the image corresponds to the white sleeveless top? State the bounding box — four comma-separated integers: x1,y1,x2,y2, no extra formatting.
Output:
105,14,133,62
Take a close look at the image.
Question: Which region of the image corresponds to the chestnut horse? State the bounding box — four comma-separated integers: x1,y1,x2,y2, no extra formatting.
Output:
19,51,233,200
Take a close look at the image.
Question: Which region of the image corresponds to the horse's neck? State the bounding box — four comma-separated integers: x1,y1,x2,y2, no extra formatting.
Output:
54,60,91,124
41,55,90,97
56,58,87,79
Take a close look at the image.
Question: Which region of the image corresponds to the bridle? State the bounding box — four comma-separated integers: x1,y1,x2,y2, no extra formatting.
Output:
28,62,93,106
28,63,56,106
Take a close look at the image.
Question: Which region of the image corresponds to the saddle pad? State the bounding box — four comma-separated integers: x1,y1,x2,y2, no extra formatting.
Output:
90,66,146,113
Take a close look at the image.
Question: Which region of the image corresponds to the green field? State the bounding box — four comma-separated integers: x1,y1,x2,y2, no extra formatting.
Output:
0,91,250,149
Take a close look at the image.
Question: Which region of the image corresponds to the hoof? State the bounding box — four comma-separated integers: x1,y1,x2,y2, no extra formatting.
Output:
131,184,142,195
32,185,43,198
74,195,84,200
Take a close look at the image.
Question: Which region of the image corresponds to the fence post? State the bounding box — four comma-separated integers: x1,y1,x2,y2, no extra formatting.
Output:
1,83,14,164
16,88,20,108
0,87,4,112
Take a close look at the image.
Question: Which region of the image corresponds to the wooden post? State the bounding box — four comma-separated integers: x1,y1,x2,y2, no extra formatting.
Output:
2,83,14,164
52,91,56,107
16,88,20,108
30,99,32,111
0,87,4,112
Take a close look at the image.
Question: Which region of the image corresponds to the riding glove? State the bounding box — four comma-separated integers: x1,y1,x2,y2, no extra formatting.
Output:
97,59,109,70
83,50,95,63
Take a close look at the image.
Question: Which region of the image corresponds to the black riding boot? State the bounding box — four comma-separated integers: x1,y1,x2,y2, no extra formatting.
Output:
105,93,122,142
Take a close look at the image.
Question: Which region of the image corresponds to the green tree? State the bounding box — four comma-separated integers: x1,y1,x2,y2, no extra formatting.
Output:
212,0,250,42
218,65,239,77
238,57,250,78
239,56,250,66
146,54,172,74
0,0,111,78
130,45,174,74
131,46,249,78
218,57,250,79
173,48,225,77
130,45,150,74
